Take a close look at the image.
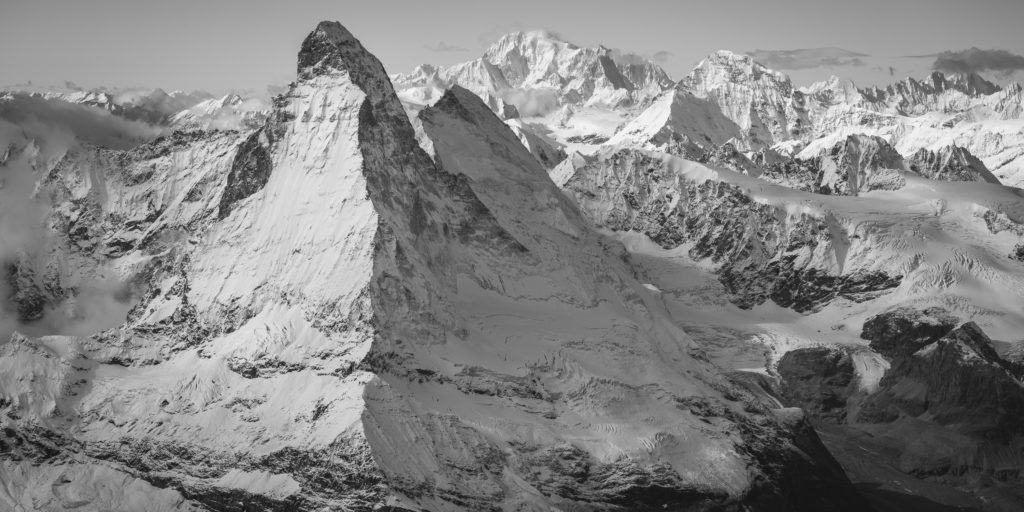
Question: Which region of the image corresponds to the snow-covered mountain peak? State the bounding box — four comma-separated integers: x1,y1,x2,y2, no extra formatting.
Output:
938,71,1002,96
687,49,792,88
483,29,575,61
677,50,799,148
394,29,672,116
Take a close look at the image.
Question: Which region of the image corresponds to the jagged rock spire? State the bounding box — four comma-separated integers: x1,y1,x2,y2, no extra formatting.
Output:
296,20,395,102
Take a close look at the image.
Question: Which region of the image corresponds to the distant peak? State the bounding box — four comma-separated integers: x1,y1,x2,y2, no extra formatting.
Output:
496,30,570,45
683,49,788,86
483,30,579,61
703,50,760,67
699,50,776,74
710,49,751,60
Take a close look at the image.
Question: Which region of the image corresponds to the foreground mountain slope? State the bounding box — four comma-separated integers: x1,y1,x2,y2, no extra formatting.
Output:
554,144,1024,509
0,21,872,512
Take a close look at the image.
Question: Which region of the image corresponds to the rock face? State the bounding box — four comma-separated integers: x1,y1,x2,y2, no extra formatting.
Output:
557,148,901,313
775,347,858,422
217,130,273,219
679,50,805,148
775,312,1024,509
908,145,1001,184
0,21,874,512
861,306,960,358
813,135,907,196
860,72,1002,115
859,322,1024,438
506,118,566,169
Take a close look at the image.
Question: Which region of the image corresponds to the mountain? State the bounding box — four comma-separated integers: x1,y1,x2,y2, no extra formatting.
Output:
606,88,743,150
4,21,1024,512
393,31,676,165
908,144,1001,184
554,143,1024,509
678,50,805,148
669,50,1023,186
394,30,673,113
0,21,879,511
10,85,215,124
168,93,271,131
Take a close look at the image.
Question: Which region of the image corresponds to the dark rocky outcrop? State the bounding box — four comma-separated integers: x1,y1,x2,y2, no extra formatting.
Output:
561,148,901,313
860,306,960,358
218,130,273,219
775,346,858,421
4,257,47,322
775,313,1024,510
858,322,1024,439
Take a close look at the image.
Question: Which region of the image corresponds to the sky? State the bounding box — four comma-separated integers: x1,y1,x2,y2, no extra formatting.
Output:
2,0,1024,93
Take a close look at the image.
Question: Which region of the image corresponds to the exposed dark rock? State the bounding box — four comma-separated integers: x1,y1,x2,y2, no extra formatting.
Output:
815,134,906,196
4,257,47,322
561,148,901,313
771,316,1024,508
753,150,822,192
861,305,960,358
776,346,858,421
1012,243,1024,262
218,130,273,219
858,322,1024,440
734,408,872,512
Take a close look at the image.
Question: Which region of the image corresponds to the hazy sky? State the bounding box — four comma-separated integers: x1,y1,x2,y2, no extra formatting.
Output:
3,0,1024,92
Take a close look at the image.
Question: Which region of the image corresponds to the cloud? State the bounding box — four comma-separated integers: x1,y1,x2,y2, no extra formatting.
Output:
932,48,1024,75
652,51,673,65
0,95,152,342
499,88,559,117
607,48,671,68
423,41,470,53
747,48,868,70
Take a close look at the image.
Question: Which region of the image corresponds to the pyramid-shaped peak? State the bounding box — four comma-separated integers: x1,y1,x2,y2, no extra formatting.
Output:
297,21,380,78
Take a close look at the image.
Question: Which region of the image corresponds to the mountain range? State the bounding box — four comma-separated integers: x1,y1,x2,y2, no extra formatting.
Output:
2,21,1024,512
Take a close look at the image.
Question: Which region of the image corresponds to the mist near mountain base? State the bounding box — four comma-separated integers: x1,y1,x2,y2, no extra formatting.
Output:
0,104,146,343
500,87,559,116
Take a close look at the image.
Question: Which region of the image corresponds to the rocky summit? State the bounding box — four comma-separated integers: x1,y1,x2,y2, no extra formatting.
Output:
3,16,1024,512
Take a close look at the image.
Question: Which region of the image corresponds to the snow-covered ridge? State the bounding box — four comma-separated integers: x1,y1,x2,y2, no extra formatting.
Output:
3,20,1024,511
0,20,871,511
393,29,673,113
